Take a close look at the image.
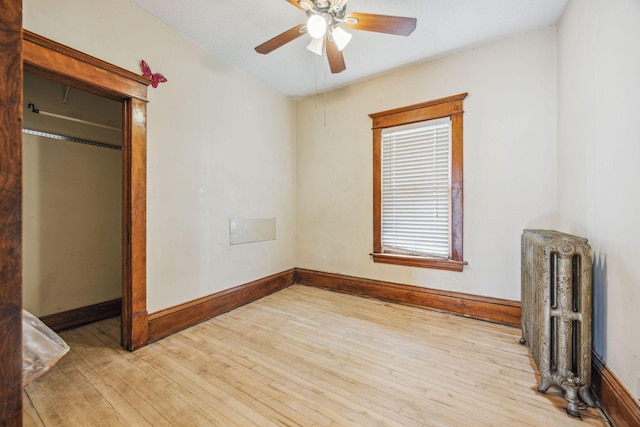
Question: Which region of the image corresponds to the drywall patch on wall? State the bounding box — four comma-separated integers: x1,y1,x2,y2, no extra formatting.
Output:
229,218,276,245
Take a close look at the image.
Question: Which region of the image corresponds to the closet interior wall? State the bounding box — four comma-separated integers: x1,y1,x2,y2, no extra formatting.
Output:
22,71,123,320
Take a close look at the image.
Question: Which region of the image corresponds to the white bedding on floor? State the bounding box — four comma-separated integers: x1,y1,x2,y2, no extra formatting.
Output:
22,309,70,386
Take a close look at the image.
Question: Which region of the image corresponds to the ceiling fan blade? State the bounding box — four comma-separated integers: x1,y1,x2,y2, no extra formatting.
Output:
344,13,417,36
255,24,306,54
326,38,346,73
285,0,312,10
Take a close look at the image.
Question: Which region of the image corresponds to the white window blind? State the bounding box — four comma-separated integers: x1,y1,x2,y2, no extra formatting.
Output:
381,117,451,259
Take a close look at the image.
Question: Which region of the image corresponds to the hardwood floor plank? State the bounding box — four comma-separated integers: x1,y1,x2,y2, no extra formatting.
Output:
138,344,282,427
58,333,154,426
24,285,610,426
210,303,539,426
22,391,45,427
66,326,194,426
207,320,458,425
155,333,332,426
185,327,393,426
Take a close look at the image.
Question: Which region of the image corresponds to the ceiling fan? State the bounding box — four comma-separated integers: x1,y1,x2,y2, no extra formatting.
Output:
254,0,417,74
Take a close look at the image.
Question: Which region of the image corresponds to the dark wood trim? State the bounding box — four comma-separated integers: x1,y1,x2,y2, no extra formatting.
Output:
372,127,382,253
121,97,149,351
371,93,468,270
0,1,24,425
23,31,150,351
370,253,466,272
23,30,150,101
148,269,296,342
450,111,464,261
295,268,521,326
369,93,468,129
39,299,122,332
592,351,640,427
148,267,519,343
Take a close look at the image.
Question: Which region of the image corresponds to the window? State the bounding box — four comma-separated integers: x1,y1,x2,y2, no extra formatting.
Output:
370,93,467,271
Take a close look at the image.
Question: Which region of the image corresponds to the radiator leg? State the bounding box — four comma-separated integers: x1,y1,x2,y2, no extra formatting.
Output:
537,379,552,393
579,386,596,407
562,375,582,418
564,387,581,417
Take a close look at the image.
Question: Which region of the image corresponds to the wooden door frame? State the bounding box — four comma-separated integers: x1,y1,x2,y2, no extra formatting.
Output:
2,27,152,421
0,1,24,425
22,31,151,351
1,5,150,419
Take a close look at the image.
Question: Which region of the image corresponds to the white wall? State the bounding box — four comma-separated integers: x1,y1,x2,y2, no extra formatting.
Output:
22,72,124,317
23,0,297,313
23,134,122,316
296,28,559,301
558,0,640,400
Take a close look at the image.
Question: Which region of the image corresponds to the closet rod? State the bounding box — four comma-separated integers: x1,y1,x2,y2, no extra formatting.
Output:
23,128,122,151
27,103,121,132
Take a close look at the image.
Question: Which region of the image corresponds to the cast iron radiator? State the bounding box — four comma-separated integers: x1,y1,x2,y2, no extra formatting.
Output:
520,229,595,417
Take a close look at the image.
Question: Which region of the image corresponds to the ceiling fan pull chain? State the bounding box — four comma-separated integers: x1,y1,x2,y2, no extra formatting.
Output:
314,50,319,96
323,60,327,127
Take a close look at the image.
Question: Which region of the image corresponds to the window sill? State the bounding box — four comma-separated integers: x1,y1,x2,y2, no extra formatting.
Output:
370,252,467,272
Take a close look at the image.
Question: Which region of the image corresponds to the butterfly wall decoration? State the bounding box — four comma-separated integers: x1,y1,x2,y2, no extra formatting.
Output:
140,60,167,88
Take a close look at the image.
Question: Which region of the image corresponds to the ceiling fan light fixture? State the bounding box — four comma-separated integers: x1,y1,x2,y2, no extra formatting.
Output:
306,37,324,56
255,2,417,75
297,0,312,11
332,26,352,51
333,0,347,10
307,14,328,39
343,16,358,26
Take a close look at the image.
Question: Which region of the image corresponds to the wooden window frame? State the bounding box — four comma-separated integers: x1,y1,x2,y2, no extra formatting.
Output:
370,93,468,272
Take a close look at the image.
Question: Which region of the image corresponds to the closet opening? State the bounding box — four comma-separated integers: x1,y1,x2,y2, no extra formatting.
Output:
22,71,124,334
22,30,151,351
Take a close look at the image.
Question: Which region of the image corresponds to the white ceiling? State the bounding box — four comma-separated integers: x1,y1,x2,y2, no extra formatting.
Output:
129,0,567,98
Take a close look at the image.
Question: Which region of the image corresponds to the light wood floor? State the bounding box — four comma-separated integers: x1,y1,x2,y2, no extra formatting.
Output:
23,285,610,426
